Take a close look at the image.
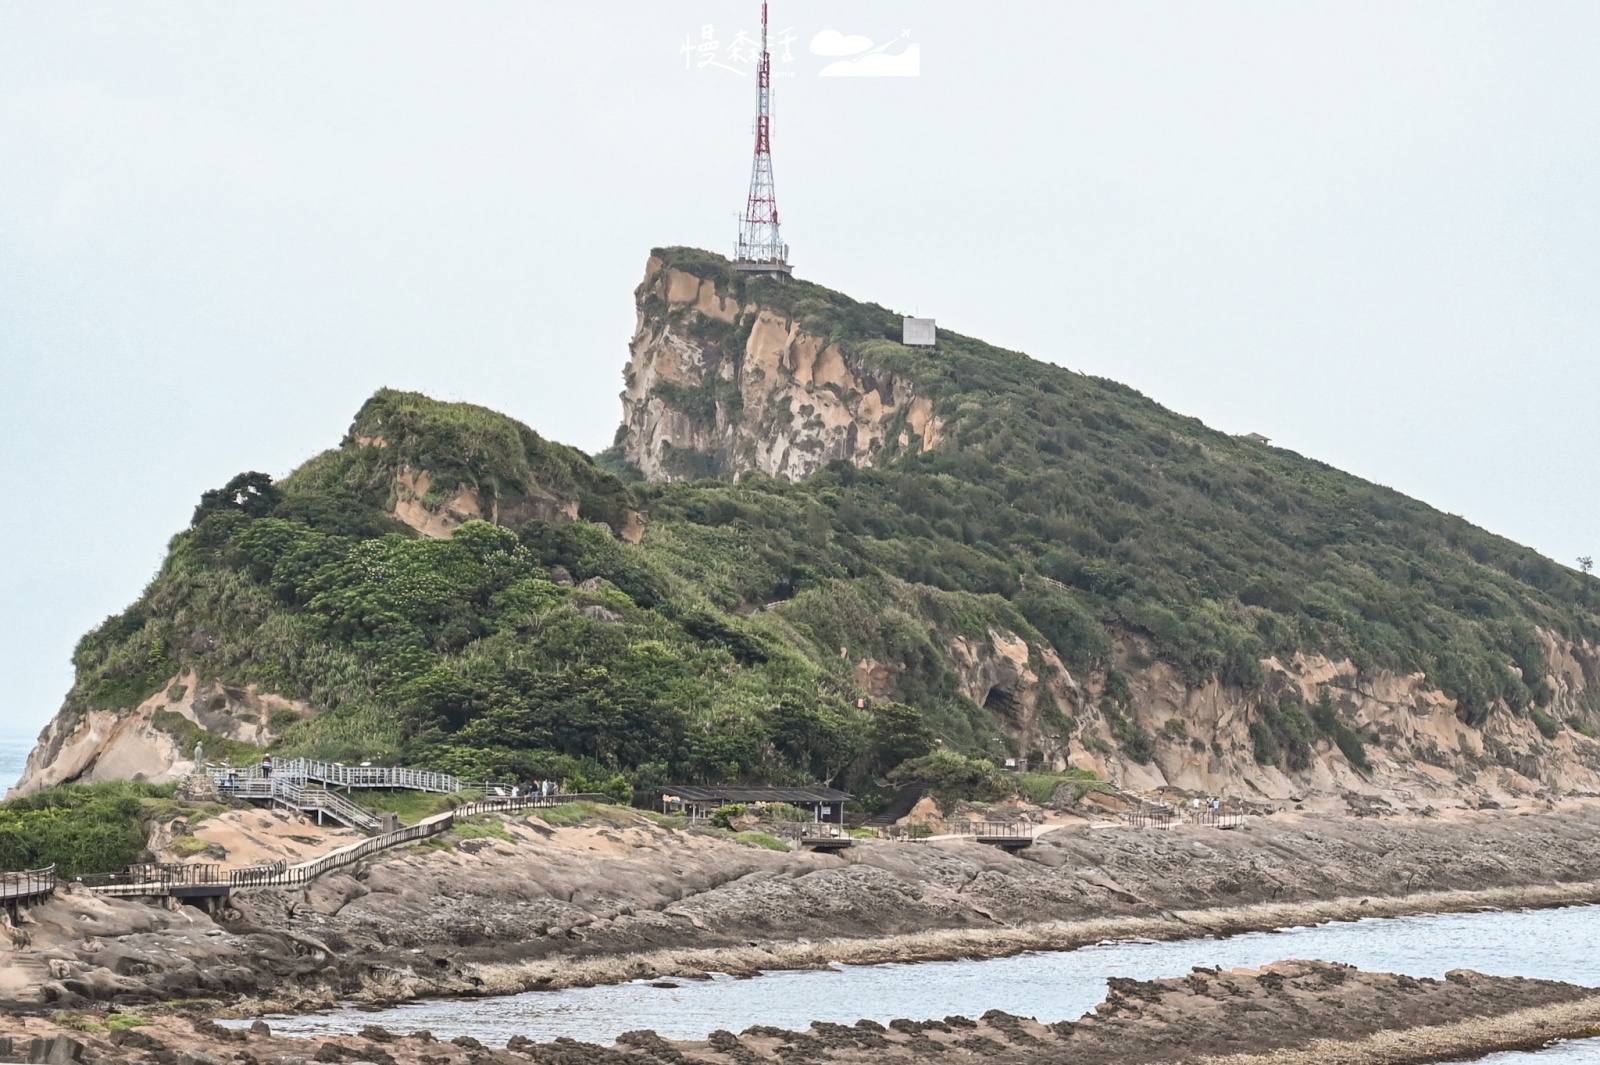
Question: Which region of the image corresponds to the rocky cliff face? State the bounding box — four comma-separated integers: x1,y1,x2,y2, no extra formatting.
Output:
11,669,308,798
622,255,1600,808
620,256,945,482
852,613,1600,810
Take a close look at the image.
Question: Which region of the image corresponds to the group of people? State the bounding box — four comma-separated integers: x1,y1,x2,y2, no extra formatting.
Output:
506,779,561,799
209,753,272,792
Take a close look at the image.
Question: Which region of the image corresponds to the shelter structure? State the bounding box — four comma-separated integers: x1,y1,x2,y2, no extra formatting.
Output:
660,785,852,823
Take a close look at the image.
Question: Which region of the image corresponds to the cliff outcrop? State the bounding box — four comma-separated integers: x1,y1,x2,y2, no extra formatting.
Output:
832,608,1600,810
620,255,945,482
11,669,308,798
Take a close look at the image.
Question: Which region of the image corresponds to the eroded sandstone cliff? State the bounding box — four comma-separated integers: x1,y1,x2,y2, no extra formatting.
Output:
620,256,945,482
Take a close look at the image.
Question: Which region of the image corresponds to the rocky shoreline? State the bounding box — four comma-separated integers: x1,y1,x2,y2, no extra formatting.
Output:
4,962,1600,1065
5,803,1600,1014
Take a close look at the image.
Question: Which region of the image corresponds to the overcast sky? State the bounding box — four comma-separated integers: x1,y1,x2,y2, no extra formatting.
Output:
2,1,1597,737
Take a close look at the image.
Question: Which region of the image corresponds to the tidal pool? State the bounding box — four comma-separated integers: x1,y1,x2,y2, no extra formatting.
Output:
228,903,1600,1058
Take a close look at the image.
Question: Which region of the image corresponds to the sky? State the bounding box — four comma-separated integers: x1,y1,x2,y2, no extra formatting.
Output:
1,1,1597,737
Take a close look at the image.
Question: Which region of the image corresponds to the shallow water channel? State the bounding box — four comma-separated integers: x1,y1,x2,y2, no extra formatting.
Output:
231,904,1600,1060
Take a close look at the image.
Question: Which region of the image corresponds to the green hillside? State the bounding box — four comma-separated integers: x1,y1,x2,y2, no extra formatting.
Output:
59,251,1600,797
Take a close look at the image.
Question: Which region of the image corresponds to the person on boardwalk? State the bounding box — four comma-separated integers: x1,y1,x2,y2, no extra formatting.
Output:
261,753,274,779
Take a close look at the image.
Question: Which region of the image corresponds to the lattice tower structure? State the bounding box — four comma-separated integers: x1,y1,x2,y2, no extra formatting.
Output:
734,2,789,273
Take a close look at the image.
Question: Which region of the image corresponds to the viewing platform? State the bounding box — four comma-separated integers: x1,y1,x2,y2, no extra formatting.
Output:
1,865,57,917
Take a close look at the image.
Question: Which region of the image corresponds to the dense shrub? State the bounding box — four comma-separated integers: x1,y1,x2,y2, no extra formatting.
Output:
0,782,174,878
888,749,1007,810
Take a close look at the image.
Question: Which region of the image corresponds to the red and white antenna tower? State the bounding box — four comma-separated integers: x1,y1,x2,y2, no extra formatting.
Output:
733,2,791,276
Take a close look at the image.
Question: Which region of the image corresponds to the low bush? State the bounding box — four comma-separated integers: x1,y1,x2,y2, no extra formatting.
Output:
533,801,638,829
1016,768,1099,805
0,782,176,878
709,803,748,829
168,835,212,858
753,801,812,822
1530,708,1562,740
888,749,1007,810
452,816,514,842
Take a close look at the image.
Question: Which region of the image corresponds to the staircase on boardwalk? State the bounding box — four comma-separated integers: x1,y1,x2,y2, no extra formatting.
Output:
866,782,930,827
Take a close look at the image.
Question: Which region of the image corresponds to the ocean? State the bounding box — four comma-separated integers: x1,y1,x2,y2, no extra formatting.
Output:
0,732,35,792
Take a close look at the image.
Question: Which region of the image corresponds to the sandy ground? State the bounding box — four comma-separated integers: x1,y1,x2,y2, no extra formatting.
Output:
156,806,364,867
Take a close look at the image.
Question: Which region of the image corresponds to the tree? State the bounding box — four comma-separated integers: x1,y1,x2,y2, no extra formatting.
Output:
1579,557,1594,577
192,471,281,526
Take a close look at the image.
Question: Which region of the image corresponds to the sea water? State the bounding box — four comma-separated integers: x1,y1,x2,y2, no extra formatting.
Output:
0,733,32,792
230,903,1600,1059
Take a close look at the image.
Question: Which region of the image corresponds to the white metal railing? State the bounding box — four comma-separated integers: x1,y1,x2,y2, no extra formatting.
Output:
273,780,382,831
205,759,462,794
208,773,381,831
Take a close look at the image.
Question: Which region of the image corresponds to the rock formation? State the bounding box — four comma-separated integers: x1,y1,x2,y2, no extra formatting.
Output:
620,255,945,482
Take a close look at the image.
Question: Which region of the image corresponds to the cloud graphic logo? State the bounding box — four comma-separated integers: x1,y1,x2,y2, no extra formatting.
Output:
810,30,873,57
819,42,920,78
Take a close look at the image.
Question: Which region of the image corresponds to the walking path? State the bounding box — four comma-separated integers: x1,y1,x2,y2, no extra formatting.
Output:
82,791,617,897
0,865,55,911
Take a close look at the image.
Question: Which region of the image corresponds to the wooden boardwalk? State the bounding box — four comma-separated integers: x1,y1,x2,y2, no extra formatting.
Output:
0,865,56,914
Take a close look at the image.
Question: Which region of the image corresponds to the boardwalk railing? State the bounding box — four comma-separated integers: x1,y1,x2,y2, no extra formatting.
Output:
952,820,1034,840
229,792,616,888
230,817,451,888
207,759,462,794
274,781,382,831
1184,807,1243,829
210,774,381,831
1122,804,1242,830
882,824,933,842
0,865,56,903
451,792,618,817
767,821,848,842
79,863,225,894
1123,804,1178,829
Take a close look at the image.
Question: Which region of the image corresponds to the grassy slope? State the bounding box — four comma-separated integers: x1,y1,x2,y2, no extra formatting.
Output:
643,247,1600,724
39,253,1600,804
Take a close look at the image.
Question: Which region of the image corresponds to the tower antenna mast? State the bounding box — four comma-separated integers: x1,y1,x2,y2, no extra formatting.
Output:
733,2,792,276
